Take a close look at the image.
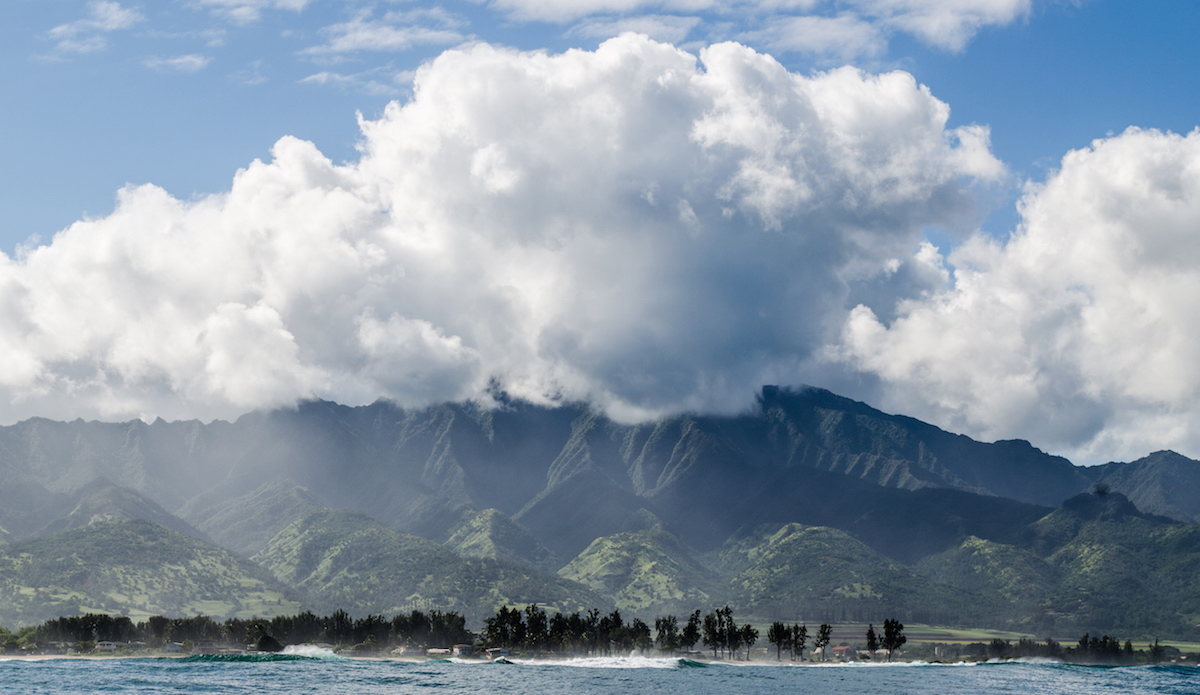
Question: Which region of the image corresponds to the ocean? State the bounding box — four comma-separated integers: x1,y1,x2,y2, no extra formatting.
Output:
0,652,1196,694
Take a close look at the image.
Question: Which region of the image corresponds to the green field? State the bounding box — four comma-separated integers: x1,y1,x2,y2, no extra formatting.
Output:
764,621,1200,651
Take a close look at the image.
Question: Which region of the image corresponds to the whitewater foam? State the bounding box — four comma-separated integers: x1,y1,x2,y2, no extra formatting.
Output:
280,644,345,659
502,656,708,669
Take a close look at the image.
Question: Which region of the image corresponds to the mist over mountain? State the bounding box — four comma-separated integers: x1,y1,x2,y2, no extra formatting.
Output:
1,385,1198,637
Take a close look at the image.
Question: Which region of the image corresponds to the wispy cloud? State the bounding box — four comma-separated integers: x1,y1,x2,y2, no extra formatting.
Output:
144,54,213,72
740,13,885,61
230,60,268,85
487,0,1030,59
48,1,144,53
302,9,466,56
567,15,702,44
146,28,228,48
300,65,415,95
188,0,312,25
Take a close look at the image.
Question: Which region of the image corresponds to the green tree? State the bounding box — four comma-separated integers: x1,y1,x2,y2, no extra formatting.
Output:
702,612,720,659
881,618,905,661
525,605,548,651
655,615,680,654
257,633,284,653
718,606,735,659
790,623,807,661
739,624,758,661
632,619,653,654
681,610,701,653
1149,638,1165,663
865,624,878,656
727,619,743,660
814,623,832,661
767,622,788,660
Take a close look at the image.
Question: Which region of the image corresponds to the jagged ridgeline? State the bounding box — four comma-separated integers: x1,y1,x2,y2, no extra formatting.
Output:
1,386,1200,638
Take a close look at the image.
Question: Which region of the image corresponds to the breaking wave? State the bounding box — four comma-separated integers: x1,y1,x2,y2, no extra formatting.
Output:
281,645,345,659
179,644,347,662
503,656,710,669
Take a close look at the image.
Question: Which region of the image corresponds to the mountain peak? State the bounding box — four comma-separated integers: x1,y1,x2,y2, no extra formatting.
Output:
1060,489,1145,520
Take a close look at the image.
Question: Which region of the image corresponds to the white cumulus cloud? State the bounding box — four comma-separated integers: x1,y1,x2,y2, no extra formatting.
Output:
0,35,998,426
835,126,1200,464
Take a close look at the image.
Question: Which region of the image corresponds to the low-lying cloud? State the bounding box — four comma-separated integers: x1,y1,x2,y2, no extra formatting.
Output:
0,35,1000,429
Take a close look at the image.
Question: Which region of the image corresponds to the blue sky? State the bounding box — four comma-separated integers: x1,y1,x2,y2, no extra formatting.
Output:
2,0,1200,465
6,1,1198,252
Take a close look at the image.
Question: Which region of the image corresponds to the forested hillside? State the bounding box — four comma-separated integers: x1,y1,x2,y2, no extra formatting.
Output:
1,386,1198,638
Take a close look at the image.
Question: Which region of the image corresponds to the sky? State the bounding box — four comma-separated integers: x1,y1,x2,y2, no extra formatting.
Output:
1,0,1199,466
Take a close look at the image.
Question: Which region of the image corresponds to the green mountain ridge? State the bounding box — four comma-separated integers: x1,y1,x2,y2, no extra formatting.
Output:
719,523,978,626
0,518,300,627
180,478,325,556
254,508,608,623
559,526,718,614
1,386,1199,638
35,477,208,542
444,508,560,573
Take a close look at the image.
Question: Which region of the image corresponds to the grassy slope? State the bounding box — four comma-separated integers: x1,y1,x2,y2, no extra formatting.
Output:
35,478,208,541
721,523,977,626
1025,494,1200,636
181,478,324,557
559,526,717,615
254,509,608,622
444,508,560,573
0,519,299,627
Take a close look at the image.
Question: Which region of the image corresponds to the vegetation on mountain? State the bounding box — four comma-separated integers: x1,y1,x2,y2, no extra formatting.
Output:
34,478,207,541
179,478,324,556
1,387,1199,639
0,519,299,627
558,526,717,614
443,508,559,573
253,509,607,622
721,523,976,625
1088,450,1200,524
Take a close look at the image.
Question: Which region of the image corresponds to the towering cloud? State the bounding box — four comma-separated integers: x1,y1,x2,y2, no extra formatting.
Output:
0,35,999,426
838,127,1200,463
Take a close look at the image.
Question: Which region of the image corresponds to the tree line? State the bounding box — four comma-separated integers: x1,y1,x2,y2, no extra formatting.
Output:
764,618,906,661
483,606,650,654
481,605,760,659
27,609,473,652
964,633,1169,664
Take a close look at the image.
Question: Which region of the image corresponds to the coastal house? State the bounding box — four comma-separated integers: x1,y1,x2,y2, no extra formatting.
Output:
452,644,474,657
194,641,219,655
392,646,423,656
96,641,119,653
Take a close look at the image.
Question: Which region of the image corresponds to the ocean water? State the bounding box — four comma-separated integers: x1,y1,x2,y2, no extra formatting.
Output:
0,652,1196,694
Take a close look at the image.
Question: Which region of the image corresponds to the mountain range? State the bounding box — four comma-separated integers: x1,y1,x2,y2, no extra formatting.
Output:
1,385,1198,639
